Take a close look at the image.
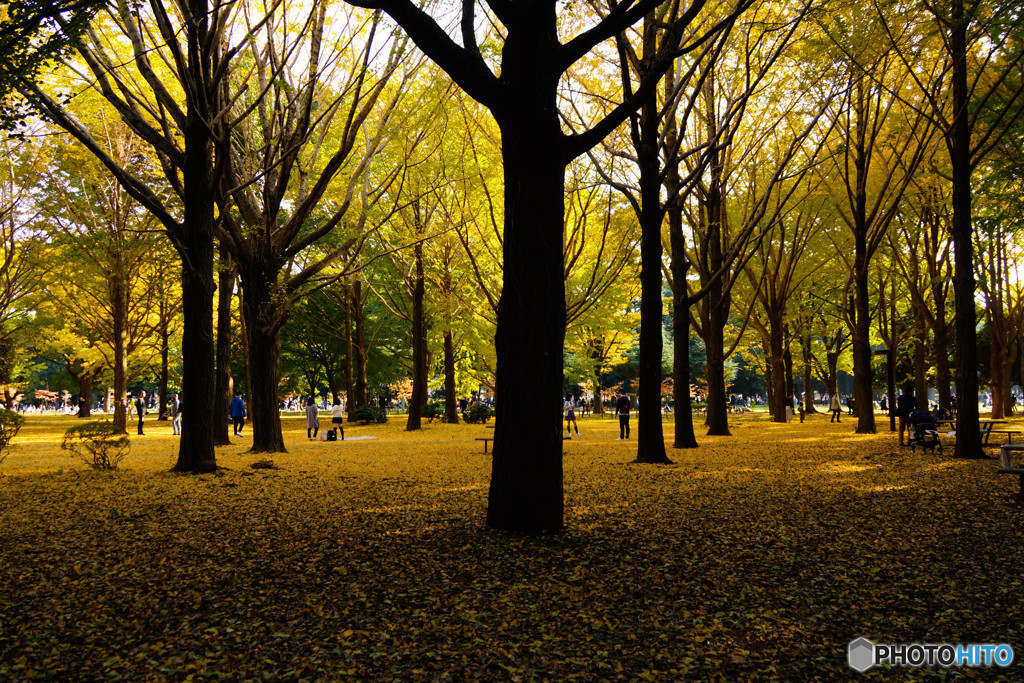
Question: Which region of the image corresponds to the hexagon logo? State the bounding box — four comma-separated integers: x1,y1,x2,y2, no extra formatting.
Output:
848,637,875,672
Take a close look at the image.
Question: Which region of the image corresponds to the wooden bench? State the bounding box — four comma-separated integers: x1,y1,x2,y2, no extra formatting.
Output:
984,429,1022,445
474,435,571,453
998,444,1024,499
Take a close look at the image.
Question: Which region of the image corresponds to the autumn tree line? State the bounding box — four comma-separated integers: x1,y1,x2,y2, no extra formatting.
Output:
0,0,1021,530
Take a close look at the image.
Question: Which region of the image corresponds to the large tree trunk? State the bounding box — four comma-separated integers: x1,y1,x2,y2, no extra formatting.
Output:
407,240,427,431
171,47,218,474
670,214,697,449
949,0,983,458
77,373,95,418
240,269,287,453
701,75,731,437
486,51,565,532
634,51,670,465
213,247,234,447
852,241,877,433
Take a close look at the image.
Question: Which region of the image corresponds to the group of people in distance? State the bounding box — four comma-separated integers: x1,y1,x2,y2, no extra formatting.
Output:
564,389,633,440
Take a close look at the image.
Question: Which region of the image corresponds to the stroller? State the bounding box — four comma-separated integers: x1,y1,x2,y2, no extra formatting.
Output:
907,411,942,454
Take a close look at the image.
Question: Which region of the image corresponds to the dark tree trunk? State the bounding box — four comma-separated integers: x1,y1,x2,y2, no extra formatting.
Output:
171,38,219,473
826,350,840,398
407,240,427,431
949,0,983,457
240,269,287,453
701,75,730,437
784,341,794,403
326,371,339,406
634,41,670,464
77,373,95,418
213,247,235,447
443,329,459,423
670,210,697,449
852,238,877,434
486,40,566,532
174,231,217,473
591,365,605,415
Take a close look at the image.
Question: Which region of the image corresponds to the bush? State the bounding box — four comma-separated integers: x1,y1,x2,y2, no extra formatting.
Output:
464,403,493,424
0,409,24,465
422,402,445,422
352,405,387,424
61,422,130,470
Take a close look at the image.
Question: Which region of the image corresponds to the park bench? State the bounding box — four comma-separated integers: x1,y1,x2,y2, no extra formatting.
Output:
978,430,1019,446
997,444,1024,499
984,428,1022,445
944,420,1021,446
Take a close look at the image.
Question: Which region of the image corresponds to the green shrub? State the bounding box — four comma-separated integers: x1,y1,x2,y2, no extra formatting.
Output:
422,402,445,422
61,422,130,470
0,409,24,465
352,405,387,424
464,403,493,424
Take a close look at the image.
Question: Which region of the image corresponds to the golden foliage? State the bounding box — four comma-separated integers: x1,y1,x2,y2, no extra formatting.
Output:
1,413,1023,679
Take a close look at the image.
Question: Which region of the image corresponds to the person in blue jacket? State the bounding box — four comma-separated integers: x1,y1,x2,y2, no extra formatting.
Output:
230,391,247,437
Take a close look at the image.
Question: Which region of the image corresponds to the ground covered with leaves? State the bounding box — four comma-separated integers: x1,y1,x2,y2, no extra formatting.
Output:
1,412,1023,680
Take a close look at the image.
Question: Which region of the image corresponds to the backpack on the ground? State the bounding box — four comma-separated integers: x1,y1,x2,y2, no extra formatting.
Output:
326,428,337,441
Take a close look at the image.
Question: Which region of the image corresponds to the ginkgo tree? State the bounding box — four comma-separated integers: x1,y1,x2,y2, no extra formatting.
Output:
342,0,754,532
31,124,172,432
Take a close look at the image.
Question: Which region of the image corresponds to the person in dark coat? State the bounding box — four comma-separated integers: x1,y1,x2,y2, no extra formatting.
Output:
134,390,148,435
615,390,631,440
897,387,919,447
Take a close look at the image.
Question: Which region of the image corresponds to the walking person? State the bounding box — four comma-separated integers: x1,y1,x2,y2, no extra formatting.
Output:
564,395,580,436
615,389,631,440
171,393,181,435
897,386,919,448
829,393,841,423
331,397,345,441
134,390,148,435
305,397,320,441
230,391,247,436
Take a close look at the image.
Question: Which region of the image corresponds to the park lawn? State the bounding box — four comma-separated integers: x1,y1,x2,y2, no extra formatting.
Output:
1,412,1022,680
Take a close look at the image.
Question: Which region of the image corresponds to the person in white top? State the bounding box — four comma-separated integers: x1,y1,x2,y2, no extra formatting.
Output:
564,396,580,436
330,397,346,440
